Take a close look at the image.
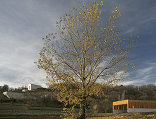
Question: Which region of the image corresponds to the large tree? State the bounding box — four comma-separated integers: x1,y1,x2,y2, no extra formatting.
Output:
37,1,134,119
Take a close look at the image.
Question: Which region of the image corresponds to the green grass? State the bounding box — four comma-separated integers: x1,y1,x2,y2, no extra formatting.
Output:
0,103,62,119
0,115,60,119
1,103,156,119
0,110,61,115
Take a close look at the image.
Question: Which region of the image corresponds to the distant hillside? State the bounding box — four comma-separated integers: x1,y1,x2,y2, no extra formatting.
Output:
85,84,156,113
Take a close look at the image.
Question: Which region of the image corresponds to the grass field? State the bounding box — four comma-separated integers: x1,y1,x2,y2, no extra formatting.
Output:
87,112,156,119
0,103,61,119
1,103,156,119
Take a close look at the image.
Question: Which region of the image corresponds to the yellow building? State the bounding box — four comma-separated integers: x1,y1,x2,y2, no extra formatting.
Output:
113,100,156,113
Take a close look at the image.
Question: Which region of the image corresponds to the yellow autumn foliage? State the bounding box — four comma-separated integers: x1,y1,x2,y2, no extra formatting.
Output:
37,1,135,119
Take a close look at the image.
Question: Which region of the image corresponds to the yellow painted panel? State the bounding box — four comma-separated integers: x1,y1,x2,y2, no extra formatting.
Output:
113,100,128,106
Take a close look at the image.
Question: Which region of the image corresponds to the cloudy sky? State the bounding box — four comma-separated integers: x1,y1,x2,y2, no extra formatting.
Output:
0,0,156,88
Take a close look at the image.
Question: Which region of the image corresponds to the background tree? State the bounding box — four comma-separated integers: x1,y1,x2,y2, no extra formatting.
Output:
37,1,134,119
2,84,9,92
0,86,2,93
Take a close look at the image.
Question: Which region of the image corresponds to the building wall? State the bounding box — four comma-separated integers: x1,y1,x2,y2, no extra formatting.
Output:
28,84,31,90
113,100,156,113
113,100,128,106
127,108,156,113
128,100,156,109
28,84,42,91
113,109,127,113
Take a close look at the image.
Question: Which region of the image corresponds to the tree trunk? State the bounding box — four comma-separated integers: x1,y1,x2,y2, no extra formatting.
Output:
79,77,86,119
79,96,86,119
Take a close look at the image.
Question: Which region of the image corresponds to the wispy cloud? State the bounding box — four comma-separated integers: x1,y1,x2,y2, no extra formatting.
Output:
0,0,156,88
122,61,156,86
0,0,79,88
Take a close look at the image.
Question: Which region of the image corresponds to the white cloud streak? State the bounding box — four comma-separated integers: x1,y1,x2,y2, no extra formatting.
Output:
0,0,155,88
122,61,156,86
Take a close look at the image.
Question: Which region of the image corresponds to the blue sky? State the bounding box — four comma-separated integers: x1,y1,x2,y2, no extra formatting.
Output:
0,0,156,88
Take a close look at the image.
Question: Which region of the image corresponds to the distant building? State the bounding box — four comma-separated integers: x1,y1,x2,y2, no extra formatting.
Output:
113,100,156,113
27,83,42,91
22,88,28,92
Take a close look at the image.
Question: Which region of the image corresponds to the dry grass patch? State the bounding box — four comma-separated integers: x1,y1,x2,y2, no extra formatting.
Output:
87,112,156,119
